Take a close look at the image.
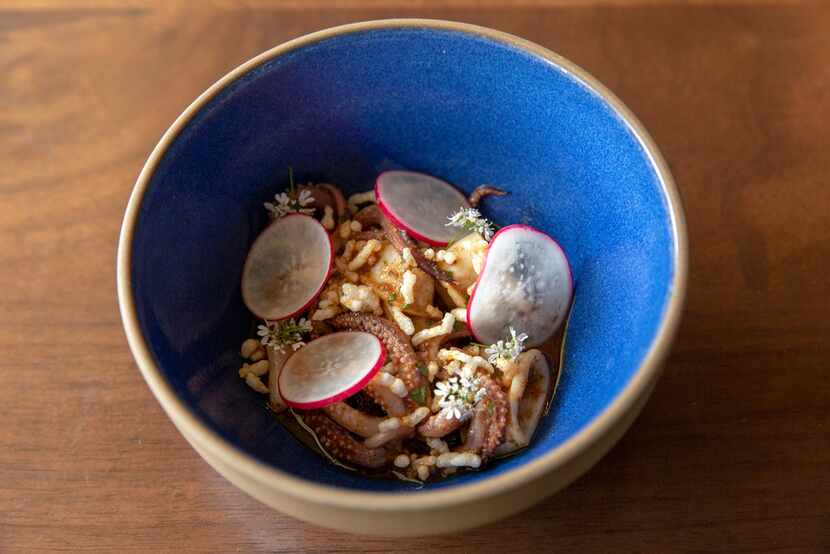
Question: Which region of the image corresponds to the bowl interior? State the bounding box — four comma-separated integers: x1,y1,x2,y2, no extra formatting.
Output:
130,27,677,491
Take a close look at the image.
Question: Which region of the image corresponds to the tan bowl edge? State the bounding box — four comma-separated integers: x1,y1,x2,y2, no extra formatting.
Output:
186,379,656,535
117,18,688,535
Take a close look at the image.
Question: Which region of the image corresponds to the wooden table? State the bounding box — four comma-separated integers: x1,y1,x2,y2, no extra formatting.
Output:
2,1,828,552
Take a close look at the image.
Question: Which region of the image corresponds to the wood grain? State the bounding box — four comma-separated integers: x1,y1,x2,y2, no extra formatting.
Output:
1,1,829,552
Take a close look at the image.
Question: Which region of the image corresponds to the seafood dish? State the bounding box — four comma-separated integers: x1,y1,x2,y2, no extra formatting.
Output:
236,170,573,482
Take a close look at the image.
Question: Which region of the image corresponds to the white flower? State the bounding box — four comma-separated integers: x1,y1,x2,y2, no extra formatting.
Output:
264,189,315,219
446,207,495,241
257,318,312,353
433,372,487,421
485,327,529,367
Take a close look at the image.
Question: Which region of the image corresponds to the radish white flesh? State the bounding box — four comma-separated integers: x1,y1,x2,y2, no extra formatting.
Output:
467,224,572,347
278,332,385,410
241,213,333,320
375,170,470,246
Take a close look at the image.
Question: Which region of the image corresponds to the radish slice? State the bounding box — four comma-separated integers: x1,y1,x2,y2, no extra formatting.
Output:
375,170,470,246
467,224,573,347
278,332,385,410
241,213,333,320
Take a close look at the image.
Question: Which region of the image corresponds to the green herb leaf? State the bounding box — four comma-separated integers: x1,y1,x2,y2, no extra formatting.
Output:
417,364,428,377
410,385,427,406
486,400,495,416
388,292,397,302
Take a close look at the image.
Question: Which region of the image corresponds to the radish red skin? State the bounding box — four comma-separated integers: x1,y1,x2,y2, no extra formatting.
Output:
467,224,573,346
278,333,386,410
241,213,334,321
374,171,470,247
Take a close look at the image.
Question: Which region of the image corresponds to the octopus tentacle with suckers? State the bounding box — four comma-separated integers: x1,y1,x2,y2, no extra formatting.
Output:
460,373,508,460
364,380,407,417
322,401,380,438
417,411,465,438
300,411,389,469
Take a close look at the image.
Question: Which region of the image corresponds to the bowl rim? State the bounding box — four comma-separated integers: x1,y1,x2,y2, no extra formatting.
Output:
117,18,688,511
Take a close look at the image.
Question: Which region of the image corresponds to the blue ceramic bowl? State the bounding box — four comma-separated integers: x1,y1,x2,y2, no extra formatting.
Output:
118,20,687,535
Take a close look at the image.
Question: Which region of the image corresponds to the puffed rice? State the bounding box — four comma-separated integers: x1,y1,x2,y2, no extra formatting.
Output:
411,312,455,346
244,373,269,394
451,308,467,322
390,306,414,336
379,417,401,432
436,452,481,469
425,305,442,319
338,221,352,239
402,407,430,427
348,239,381,271
339,283,381,314
240,338,260,359
347,191,375,213
400,270,417,305
321,205,335,230
239,360,269,378
394,454,410,468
